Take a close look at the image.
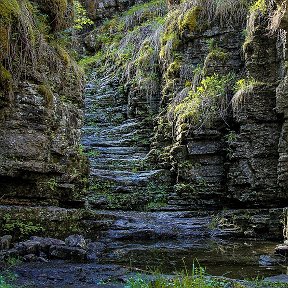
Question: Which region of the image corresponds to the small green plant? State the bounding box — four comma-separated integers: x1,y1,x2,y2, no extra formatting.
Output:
232,78,262,113
47,178,57,191
73,0,93,30
85,150,100,157
174,183,196,194
0,274,14,288
125,262,228,288
3,214,44,240
145,183,170,210
225,130,237,143
5,256,22,269
172,73,235,129
90,180,112,193
179,6,202,32
250,0,267,14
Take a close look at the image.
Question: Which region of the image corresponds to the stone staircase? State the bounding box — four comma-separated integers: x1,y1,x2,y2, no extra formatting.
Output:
82,74,171,210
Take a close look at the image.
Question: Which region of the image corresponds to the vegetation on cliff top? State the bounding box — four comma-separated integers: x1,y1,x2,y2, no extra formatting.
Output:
0,0,86,106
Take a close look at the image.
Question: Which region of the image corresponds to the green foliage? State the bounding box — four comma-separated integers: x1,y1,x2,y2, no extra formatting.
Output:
0,64,13,97
5,257,22,268
205,48,228,63
3,214,44,240
172,73,235,128
125,265,288,288
234,78,258,92
205,39,228,63
174,183,196,194
0,274,15,288
225,130,237,143
232,77,262,113
90,180,112,193
85,150,100,157
250,0,267,14
73,0,93,30
124,0,165,16
145,183,170,210
0,0,20,23
179,6,201,32
125,263,227,288
47,178,57,191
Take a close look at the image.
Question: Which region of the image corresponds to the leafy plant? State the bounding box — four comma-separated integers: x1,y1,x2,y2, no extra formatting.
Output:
47,178,57,191
125,262,226,288
250,0,267,14
0,274,14,288
3,214,43,240
172,73,235,129
85,150,100,157
73,0,93,30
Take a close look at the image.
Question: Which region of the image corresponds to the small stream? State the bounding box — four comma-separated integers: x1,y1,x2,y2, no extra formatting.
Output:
103,240,286,279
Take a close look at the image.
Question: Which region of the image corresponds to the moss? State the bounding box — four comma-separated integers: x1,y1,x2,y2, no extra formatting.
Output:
0,0,20,22
78,52,104,70
124,0,165,16
205,48,228,63
165,60,181,79
0,64,13,97
250,0,267,14
55,44,71,66
179,6,201,32
0,0,20,58
35,0,70,31
37,84,54,107
0,26,9,58
159,32,181,60
173,73,235,128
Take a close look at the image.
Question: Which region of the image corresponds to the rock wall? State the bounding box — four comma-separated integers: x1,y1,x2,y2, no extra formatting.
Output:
0,0,88,208
83,0,288,213
81,0,150,21
150,0,288,210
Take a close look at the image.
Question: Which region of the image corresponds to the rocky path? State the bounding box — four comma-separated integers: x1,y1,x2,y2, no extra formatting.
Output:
82,74,171,210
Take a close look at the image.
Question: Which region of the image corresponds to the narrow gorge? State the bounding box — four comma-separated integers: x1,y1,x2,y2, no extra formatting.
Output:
1,0,288,287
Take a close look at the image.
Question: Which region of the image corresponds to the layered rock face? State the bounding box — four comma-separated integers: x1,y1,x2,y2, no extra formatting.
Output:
0,0,88,207
83,0,288,212
81,0,150,21
151,0,288,210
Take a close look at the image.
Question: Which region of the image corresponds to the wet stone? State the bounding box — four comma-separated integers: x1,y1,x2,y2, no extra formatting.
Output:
49,245,87,261
65,234,87,249
275,244,288,257
0,235,12,250
14,240,41,256
30,236,65,254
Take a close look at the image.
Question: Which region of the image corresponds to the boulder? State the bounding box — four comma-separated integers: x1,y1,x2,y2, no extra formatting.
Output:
49,245,87,261
30,236,65,253
65,234,87,249
86,242,106,261
14,240,41,256
0,235,12,250
275,244,288,256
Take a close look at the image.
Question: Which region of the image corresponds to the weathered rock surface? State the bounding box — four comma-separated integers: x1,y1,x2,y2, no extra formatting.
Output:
0,0,88,208
82,75,173,210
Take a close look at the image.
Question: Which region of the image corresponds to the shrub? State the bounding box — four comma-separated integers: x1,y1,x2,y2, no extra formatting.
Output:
172,73,235,129
179,6,201,32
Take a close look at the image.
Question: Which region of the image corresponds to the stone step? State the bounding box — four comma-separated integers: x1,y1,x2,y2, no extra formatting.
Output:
89,159,148,171
90,169,166,186
82,138,148,148
92,146,148,156
84,96,126,106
